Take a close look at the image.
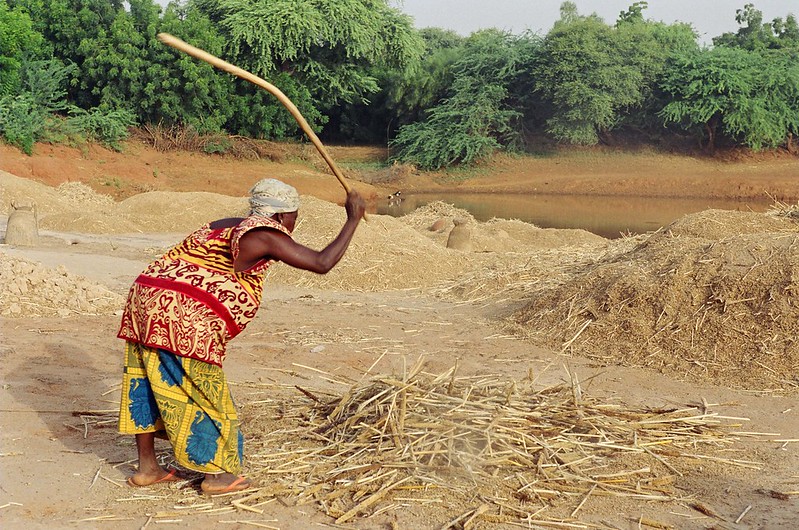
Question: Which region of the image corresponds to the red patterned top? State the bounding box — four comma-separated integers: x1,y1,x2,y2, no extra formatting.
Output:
117,216,291,366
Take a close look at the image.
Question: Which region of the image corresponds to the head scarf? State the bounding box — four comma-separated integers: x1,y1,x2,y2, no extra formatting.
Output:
248,178,300,216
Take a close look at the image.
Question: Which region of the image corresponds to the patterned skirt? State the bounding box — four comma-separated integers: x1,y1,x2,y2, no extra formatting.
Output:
118,341,243,474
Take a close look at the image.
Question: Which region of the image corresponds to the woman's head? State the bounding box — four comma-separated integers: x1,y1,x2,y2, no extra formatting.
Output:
248,179,300,226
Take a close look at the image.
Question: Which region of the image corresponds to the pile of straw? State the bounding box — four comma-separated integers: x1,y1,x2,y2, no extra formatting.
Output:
241,363,754,527
509,210,799,391
434,244,608,307
399,200,475,231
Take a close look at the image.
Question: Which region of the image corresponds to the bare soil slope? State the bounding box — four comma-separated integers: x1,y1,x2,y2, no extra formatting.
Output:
3,140,799,203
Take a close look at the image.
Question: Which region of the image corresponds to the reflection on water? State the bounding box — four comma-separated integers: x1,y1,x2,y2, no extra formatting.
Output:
376,193,773,239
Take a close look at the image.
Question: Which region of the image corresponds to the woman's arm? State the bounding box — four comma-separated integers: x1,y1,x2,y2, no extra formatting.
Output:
234,191,366,273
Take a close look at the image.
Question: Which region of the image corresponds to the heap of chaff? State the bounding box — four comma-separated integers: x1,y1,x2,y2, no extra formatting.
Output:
242,362,757,528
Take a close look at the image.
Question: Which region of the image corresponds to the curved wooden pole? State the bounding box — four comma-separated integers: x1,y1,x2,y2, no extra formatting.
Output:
157,32,352,194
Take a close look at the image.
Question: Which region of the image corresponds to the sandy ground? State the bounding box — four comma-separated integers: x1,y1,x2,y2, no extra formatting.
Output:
1,141,799,529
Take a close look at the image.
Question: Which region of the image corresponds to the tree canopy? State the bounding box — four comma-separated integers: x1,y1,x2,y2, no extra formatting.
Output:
390,29,531,169
660,46,799,151
192,0,423,137
713,3,799,50
2,0,799,166
533,3,697,145
0,0,44,96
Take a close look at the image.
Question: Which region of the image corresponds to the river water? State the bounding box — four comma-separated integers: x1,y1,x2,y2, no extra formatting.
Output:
376,192,774,239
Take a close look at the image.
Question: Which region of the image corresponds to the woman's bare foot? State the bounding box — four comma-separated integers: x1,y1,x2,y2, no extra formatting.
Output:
201,473,252,494
127,467,181,487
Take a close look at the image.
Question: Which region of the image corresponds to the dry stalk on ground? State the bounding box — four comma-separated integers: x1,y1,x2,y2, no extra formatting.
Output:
239,363,753,527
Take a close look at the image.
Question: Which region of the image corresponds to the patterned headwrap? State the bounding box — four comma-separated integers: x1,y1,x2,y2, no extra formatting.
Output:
248,178,300,216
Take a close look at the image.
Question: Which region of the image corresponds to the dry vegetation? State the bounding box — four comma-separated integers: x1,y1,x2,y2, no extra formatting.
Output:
132,125,295,162
507,210,799,392
239,362,757,528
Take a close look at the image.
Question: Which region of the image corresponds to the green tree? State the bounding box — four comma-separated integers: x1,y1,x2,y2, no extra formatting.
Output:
534,2,697,145
77,7,147,112
390,78,516,169
0,53,137,153
10,0,126,107
191,0,423,138
226,71,322,138
616,1,648,25
659,47,799,151
62,0,235,134
0,57,75,153
739,51,799,150
773,14,799,45
391,30,532,169
325,27,466,144
556,1,589,26
614,10,698,136
384,28,465,130
0,0,44,96
713,3,799,50
134,1,234,133
81,1,236,134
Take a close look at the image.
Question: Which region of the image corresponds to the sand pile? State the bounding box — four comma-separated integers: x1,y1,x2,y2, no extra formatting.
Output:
1,171,138,233
4,173,601,296
506,209,799,391
398,200,603,252
2,174,602,296
266,197,474,291
115,191,247,233
0,252,125,317
1,170,247,234
266,198,603,292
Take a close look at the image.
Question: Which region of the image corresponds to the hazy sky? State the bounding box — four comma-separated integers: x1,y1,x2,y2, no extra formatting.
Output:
387,1,797,43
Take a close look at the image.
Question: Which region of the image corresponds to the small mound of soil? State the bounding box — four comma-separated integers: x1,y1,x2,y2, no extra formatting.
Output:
266,197,472,291
1,170,249,234
116,191,248,233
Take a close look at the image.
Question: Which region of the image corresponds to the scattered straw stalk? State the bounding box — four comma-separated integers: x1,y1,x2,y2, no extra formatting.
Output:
243,364,750,527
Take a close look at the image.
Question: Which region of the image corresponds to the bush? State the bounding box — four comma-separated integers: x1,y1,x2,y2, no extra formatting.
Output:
0,94,49,154
67,107,137,151
390,79,519,170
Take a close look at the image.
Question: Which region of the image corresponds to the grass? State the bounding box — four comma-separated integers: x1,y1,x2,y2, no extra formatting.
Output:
340,161,390,171
101,176,124,189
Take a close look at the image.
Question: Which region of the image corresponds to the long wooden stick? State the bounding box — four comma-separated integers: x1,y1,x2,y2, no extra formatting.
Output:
157,32,351,194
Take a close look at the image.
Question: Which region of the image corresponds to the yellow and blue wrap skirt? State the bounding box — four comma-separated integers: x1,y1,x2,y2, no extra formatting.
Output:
118,341,243,475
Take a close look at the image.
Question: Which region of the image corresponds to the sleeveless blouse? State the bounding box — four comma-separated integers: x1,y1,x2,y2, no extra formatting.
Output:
117,216,291,366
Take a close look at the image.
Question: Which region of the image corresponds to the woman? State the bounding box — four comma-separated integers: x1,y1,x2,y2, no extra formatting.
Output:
117,178,365,494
